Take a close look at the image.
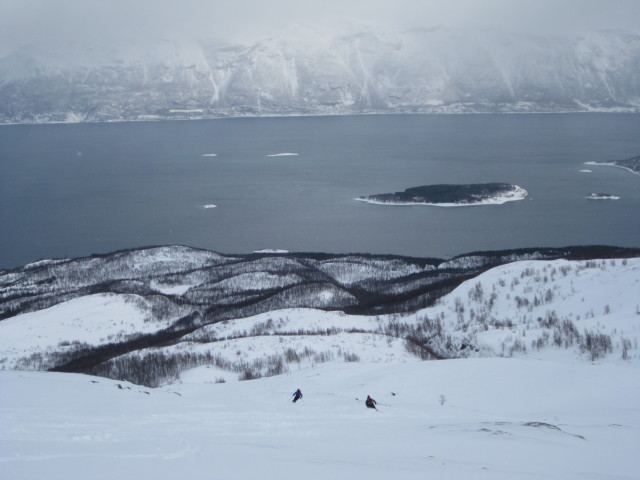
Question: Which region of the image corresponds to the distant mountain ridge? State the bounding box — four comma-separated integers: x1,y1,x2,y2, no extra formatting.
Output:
1,27,639,124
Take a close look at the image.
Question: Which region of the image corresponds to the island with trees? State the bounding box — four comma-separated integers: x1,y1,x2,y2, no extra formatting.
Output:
356,183,528,207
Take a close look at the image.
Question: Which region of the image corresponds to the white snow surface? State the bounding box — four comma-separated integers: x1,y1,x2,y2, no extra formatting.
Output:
150,281,193,296
1,358,639,480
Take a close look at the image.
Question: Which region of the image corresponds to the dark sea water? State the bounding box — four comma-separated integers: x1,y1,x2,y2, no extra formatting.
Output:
1,114,639,268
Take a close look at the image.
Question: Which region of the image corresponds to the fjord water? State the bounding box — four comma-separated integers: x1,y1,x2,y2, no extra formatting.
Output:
1,114,639,268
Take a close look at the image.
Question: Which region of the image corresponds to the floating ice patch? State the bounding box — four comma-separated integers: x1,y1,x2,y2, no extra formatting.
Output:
253,249,289,253
579,169,592,173
203,204,217,209
202,154,218,157
585,193,620,200
267,153,299,157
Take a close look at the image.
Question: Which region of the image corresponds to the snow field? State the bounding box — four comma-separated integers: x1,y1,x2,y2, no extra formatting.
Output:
1,357,639,479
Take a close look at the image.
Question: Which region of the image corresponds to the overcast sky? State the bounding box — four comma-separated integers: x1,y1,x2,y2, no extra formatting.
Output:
1,0,639,55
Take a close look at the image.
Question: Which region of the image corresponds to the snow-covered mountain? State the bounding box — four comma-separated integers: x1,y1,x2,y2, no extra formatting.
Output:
1,27,639,124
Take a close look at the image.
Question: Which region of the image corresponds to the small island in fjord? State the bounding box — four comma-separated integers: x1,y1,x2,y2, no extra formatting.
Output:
356,183,528,206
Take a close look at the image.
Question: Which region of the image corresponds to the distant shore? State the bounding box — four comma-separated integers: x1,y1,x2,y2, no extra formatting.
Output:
585,159,640,176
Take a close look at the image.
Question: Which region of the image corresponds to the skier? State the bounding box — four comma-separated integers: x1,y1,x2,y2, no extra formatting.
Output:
365,395,377,410
292,388,303,403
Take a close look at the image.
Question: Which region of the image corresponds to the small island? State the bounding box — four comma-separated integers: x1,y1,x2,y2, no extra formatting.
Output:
356,183,528,207
585,193,620,200
585,154,640,176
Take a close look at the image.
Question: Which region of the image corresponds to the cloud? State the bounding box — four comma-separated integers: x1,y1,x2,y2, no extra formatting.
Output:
1,0,639,56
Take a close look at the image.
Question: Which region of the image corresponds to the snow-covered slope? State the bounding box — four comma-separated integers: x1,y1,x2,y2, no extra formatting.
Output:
2,248,639,477
0,293,173,370
419,257,640,360
1,358,639,479
1,248,639,385
1,27,639,123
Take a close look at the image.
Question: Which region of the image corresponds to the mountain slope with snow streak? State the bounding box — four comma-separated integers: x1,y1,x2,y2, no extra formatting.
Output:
2,27,639,124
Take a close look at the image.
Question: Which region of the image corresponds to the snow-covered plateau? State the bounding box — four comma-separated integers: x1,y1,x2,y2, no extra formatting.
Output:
1,27,640,124
1,246,639,478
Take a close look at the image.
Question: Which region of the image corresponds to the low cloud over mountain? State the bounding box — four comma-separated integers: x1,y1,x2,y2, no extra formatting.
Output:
1,27,639,124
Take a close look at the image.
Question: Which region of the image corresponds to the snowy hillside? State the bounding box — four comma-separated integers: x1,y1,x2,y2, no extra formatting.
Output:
1,27,639,123
1,246,639,386
1,246,639,477
1,358,639,479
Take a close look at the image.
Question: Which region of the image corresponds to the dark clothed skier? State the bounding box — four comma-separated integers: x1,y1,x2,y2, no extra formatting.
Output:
365,395,377,409
292,388,303,403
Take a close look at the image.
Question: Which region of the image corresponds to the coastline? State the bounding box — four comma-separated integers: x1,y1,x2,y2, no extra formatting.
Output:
584,161,640,176
2,110,639,128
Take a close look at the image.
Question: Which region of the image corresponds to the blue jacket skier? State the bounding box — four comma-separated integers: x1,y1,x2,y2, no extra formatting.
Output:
292,388,303,403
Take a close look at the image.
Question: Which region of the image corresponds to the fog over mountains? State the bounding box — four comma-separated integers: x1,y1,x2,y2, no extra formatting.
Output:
1,27,639,124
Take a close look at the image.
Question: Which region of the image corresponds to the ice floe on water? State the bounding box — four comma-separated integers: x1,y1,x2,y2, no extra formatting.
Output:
253,249,290,253
202,204,217,209
579,169,592,173
267,153,299,157
585,193,620,200
201,153,218,157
